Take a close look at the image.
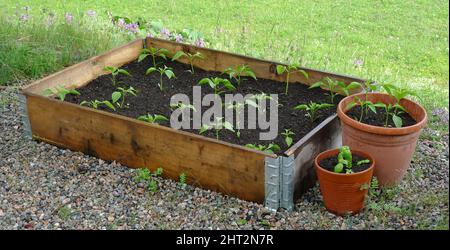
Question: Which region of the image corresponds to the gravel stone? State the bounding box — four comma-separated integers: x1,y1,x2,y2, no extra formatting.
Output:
0,89,448,229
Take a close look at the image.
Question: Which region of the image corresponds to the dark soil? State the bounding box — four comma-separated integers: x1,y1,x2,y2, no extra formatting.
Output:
346,105,416,128
319,154,371,173
65,57,343,153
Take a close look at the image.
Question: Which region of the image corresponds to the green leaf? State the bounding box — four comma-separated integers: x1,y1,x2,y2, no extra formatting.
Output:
357,159,370,165
171,51,186,61
346,102,357,111
285,137,293,147
222,121,234,132
199,125,210,134
164,70,175,79
319,103,334,109
118,69,130,76
57,93,66,101
245,99,258,108
308,81,323,89
137,115,149,121
159,48,170,55
68,89,80,95
392,114,403,128
270,144,281,151
334,163,344,173
276,65,286,75
198,78,212,87
393,103,406,112
103,101,116,111
42,89,54,97
154,114,168,121
103,66,115,72
223,81,236,91
138,54,148,62
80,101,89,106
246,70,257,80
111,92,121,103
294,104,308,110
346,82,361,90
146,67,157,75
374,102,387,108
298,69,309,79
367,103,377,113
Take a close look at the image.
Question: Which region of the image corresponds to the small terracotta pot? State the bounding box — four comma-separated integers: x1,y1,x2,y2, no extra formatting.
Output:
337,92,427,186
315,148,374,215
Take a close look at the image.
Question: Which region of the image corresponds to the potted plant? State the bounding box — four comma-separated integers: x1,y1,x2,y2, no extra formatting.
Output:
315,146,375,215
337,84,427,186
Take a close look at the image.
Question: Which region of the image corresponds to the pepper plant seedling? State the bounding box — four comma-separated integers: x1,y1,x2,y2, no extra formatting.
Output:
245,143,281,154
198,77,236,96
103,66,131,86
281,129,295,147
112,86,137,108
170,102,197,112
137,114,168,124
80,99,116,111
346,96,378,122
42,85,80,101
223,64,257,85
309,78,361,103
276,63,308,95
333,146,370,174
138,47,170,67
372,102,406,128
294,101,334,123
225,99,258,138
247,92,275,112
171,51,204,74
199,117,234,140
146,65,176,91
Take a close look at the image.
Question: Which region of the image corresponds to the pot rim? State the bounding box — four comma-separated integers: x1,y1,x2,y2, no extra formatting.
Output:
315,148,375,176
337,92,427,136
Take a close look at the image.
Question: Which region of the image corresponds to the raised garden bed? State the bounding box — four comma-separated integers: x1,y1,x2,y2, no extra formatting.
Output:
21,38,365,211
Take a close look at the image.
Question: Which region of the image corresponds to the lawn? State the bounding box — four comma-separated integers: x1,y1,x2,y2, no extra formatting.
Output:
1,0,448,111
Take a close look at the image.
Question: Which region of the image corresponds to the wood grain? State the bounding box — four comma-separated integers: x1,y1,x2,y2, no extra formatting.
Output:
25,93,268,202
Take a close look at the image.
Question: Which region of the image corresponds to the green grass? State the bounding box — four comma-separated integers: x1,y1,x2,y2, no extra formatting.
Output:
0,0,448,111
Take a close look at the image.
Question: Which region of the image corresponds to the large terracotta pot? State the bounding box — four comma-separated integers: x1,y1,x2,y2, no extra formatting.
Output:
337,92,427,186
315,148,375,215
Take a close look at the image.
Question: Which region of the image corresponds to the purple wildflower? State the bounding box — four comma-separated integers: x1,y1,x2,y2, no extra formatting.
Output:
160,28,170,39
353,59,364,67
195,38,206,47
117,18,126,28
86,10,96,17
147,33,154,38
65,12,73,24
125,23,139,34
174,34,183,43
19,14,30,22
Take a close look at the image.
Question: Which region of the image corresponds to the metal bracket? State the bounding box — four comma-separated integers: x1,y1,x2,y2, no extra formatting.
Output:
18,93,32,140
264,155,295,212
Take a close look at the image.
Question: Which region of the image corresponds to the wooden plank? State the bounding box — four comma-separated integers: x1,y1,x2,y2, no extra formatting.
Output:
25,93,268,202
23,39,143,95
146,38,366,88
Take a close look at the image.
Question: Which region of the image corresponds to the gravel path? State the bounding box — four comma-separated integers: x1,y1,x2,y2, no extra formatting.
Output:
0,88,448,230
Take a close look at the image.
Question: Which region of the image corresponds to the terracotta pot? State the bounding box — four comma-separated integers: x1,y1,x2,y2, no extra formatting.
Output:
315,148,375,215
337,92,427,186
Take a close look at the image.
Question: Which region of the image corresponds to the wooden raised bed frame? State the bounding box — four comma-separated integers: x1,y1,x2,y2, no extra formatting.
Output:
21,38,365,211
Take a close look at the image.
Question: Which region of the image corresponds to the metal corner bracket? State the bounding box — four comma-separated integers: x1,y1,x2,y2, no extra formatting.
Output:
264,154,295,212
